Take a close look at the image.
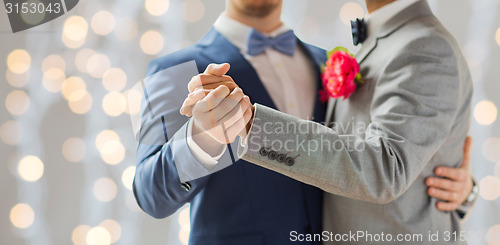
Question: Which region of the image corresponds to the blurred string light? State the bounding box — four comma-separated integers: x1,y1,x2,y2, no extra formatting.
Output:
100,140,126,165
91,11,116,36
72,220,121,245
68,90,93,114
483,137,500,162
0,120,23,145
86,226,112,245
62,137,86,163
102,92,127,117
140,30,164,55
93,178,117,203
10,203,35,229
42,55,66,73
95,130,120,149
17,155,44,182
62,16,88,49
121,166,136,191
496,27,500,47
87,53,111,78
339,2,365,26
75,49,96,73
182,0,205,23
42,68,66,93
7,49,31,74
178,207,191,245
487,225,500,245
5,90,30,115
145,0,170,16
114,18,138,42
6,69,30,88
62,76,87,101
102,68,127,92
479,176,500,201
99,219,122,243
474,100,498,126
72,225,91,245
95,130,125,165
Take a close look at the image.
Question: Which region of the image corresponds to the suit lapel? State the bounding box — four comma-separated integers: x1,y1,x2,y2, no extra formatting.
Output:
356,35,379,65
299,41,327,123
198,28,277,110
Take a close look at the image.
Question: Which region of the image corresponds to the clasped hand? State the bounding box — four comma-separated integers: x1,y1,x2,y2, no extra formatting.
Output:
180,63,253,145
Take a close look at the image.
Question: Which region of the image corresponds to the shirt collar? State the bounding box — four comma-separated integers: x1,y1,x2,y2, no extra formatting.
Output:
213,13,291,53
366,0,421,37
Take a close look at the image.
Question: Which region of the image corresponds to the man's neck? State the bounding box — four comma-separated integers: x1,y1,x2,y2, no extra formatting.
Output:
226,7,283,33
365,0,396,14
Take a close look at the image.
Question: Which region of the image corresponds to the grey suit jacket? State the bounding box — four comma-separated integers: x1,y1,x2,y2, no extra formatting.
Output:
239,1,473,243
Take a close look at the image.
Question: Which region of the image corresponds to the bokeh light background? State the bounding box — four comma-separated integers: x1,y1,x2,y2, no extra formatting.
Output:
1,0,499,244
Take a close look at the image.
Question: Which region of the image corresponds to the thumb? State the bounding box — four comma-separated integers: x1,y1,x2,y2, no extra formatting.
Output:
205,63,230,76
460,136,472,168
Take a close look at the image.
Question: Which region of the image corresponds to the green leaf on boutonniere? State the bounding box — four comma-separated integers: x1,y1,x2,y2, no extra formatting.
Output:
329,46,355,58
355,73,364,84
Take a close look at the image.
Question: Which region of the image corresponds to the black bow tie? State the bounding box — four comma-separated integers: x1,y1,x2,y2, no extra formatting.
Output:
351,18,367,46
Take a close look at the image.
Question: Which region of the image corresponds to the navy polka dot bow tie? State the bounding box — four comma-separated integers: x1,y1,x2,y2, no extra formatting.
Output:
351,18,367,46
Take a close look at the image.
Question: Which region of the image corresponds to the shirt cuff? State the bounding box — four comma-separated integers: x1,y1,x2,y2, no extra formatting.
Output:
186,118,226,168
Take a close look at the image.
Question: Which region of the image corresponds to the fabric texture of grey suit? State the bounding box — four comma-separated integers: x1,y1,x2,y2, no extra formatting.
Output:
238,1,473,243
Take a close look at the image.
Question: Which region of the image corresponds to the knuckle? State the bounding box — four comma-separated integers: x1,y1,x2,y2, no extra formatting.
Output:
451,192,458,201
434,179,443,187
458,171,466,180
198,74,208,82
223,75,234,82
233,91,244,100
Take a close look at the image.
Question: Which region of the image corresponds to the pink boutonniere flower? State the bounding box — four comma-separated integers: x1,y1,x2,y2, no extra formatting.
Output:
320,47,363,102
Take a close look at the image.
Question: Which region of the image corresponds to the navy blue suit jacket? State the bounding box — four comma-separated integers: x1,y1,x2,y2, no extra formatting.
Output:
133,28,327,245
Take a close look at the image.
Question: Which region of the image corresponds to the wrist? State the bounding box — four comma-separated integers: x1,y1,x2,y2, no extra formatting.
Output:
462,178,478,207
192,120,225,156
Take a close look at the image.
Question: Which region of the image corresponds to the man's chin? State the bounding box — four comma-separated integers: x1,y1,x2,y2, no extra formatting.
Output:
239,2,279,17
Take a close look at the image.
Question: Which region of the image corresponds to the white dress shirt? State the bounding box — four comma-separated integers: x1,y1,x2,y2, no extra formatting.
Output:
187,13,317,167
365,0,421,37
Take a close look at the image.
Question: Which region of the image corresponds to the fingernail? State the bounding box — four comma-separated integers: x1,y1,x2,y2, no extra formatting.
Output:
427,179,433,185
436,168,442,174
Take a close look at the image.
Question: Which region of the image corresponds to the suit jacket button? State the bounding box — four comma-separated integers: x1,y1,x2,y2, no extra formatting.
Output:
285,157,295,166
268,151,278,160
181,182,191,192
259,147,269,156
277,154,286,163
